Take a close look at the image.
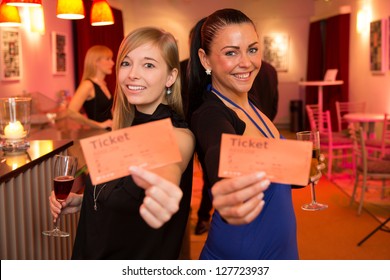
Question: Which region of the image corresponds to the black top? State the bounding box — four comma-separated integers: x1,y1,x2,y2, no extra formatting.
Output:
191,90,246,188
72,104,193,259
83,80,113,122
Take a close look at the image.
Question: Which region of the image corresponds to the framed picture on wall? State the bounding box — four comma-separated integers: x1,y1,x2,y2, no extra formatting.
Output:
262,34,289,72
0,28,22,81
51,32,67,75
369,18,388,73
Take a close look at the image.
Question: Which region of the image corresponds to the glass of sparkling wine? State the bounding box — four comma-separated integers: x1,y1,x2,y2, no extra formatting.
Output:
42,154,78,237
296,130,328,211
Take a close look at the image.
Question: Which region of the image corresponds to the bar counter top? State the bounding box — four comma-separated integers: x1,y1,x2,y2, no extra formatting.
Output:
1,117,107,184
0,140,73,184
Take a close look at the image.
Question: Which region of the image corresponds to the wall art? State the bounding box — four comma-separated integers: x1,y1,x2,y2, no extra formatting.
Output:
262,34,289,72
370,18,388,73
51,32,67,75
0,28,21,81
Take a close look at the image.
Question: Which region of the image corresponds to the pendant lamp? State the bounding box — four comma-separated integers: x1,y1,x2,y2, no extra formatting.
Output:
3,0,42,7
91,0,114,26
0,2,22,27
57,0,85,20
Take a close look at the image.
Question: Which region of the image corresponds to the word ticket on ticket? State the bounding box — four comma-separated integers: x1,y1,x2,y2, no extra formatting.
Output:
218,133,313,186
80,118,182,185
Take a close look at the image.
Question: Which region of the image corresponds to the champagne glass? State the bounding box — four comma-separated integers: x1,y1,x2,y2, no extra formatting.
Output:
296,130,328,211
42,154,78,237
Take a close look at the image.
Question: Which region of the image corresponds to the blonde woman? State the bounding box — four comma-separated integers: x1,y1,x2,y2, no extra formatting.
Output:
67,45,114,130
49,28,195,259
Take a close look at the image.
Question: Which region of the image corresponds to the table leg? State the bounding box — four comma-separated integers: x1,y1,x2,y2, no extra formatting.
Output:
359,122,375,139
367,122,376,139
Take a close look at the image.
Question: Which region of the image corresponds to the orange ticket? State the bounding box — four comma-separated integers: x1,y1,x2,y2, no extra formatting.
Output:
218,133,313,186
80,118,182,185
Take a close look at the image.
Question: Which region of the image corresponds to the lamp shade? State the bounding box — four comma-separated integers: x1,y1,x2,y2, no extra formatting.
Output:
0,2,21,27
57,0,85,20
91,0,114,26
3,0,42,7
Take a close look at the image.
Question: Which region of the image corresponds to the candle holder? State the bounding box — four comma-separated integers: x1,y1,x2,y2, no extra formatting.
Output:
0,97,32,154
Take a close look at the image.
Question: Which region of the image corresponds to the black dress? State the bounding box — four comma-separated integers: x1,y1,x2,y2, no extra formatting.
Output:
83,80,113,122
72,104,193,259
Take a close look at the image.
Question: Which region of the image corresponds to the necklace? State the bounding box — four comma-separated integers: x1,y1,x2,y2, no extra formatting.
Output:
209,85,275,138
93,184,107,211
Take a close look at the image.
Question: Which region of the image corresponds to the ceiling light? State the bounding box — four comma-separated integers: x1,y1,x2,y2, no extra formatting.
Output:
0,2,22,27
56,0,85,20
91,0,114,26
3,0,42,7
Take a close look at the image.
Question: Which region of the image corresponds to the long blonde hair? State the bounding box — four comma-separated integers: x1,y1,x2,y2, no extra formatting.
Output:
112,27,182,130
81,45,113,81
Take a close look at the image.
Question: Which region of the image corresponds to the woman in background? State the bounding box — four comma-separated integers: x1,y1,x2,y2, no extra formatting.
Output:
67,45,114,130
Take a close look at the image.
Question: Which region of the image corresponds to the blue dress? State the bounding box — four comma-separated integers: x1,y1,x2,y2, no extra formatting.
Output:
190,90,298,260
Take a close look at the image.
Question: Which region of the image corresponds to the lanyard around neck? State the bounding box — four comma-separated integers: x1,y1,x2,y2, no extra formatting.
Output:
208,84,275,138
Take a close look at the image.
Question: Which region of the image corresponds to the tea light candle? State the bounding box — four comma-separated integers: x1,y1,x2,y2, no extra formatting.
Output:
4,121,26,139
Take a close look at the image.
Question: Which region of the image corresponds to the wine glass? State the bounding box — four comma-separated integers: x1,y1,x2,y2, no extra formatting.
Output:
296,130,328,211
42,154,78,237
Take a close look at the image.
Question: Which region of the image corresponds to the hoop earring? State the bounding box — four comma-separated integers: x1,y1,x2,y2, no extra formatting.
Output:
205,69,212,75
166,87,172,95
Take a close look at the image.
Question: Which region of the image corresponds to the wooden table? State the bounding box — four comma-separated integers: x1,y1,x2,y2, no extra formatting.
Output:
299,80,344,131
343,113,388,139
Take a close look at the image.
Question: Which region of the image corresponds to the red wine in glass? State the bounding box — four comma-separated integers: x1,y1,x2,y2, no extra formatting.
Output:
54,175,75,201
42,155,77,237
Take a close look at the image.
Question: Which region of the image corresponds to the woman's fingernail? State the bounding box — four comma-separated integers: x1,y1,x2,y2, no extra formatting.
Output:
129,166,138,173
255,172,266,178
259,200,265,208
260,179,270,188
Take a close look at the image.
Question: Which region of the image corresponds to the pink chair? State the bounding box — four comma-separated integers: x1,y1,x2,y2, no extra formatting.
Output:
349,125,390,215
365,113,390,158
306,107,354,179
305,104,321,131
335,101,366,132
